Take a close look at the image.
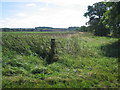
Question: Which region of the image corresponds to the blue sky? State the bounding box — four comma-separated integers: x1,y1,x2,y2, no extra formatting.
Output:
1,0,104,28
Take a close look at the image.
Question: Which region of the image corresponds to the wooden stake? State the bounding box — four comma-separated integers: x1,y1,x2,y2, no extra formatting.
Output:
49,39,55,63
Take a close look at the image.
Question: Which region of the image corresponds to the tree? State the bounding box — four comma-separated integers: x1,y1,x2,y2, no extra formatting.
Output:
101,2,120,37
2,28,10,32
68,27,79,30
84,2,110,36
76,26,88,32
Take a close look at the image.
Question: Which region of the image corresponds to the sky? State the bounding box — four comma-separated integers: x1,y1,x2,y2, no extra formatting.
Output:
0,0,105,28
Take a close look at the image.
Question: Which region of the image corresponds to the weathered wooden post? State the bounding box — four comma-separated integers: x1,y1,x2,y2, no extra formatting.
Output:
49,39,55,63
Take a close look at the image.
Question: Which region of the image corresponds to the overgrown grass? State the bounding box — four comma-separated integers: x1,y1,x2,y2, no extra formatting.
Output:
2,32,119,88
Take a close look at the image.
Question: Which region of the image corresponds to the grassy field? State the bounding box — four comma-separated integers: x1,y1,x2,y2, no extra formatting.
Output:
2,32,119,88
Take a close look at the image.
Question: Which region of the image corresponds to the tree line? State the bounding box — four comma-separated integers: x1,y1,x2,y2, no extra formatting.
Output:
77,2,120,37
1,27,79,32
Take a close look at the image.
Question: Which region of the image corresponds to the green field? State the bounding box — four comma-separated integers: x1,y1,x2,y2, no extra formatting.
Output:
2,32,119,88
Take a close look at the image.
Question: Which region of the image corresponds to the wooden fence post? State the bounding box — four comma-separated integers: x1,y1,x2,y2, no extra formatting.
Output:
49,39,55,63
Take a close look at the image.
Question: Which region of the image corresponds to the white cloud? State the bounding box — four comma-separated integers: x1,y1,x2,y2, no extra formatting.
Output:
1,0,105,3
2,8,89,28
1,0,104,28
26,3,36,7
39,8,46,11
37,0,104,7
16,13,27,17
